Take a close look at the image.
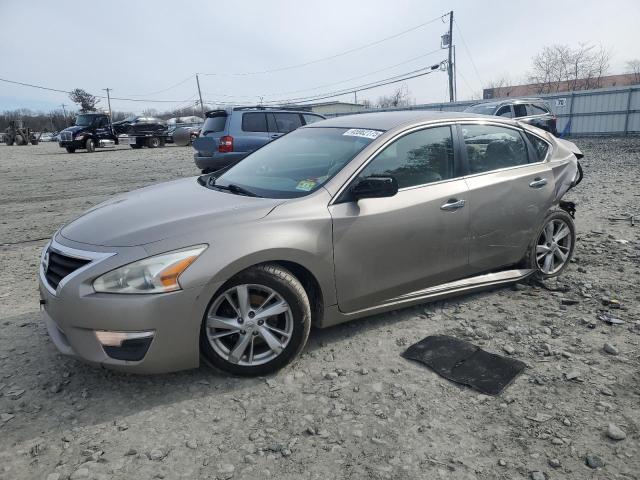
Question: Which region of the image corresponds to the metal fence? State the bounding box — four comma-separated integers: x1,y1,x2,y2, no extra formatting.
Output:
326,85,640,137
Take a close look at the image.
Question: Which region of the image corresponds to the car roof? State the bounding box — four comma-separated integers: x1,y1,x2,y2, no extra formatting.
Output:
472,98,546,108
306,110,496,131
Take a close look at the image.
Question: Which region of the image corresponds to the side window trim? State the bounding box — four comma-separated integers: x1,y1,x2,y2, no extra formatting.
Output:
458,122,534,178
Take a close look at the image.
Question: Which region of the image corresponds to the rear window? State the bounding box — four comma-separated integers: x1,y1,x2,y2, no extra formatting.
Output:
202,115,227,134
242,112,268,132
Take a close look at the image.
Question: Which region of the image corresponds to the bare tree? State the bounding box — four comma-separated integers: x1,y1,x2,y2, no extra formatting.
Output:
69,88,99,112
529,44,611,93
377,84,413,108
626,59,640,84
483,76,514,98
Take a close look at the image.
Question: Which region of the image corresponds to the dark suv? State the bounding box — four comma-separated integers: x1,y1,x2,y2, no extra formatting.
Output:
464,98,557,136
192,107,325,173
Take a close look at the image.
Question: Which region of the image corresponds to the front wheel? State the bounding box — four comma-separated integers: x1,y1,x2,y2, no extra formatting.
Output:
200,264,311,376
528,210,575,278
65,147,76,153
85,138,95,153
147,137,160,148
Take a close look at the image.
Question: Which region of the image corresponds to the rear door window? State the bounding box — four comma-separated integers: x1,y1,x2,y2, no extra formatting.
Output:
513,104,528,117
496,106,513,118
274,113,302,133
241,113,268,132
462,124,529,174
526,132,550,161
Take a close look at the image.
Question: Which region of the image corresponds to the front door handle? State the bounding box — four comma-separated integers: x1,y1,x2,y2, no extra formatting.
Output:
529,177,548,188
440,199,466,211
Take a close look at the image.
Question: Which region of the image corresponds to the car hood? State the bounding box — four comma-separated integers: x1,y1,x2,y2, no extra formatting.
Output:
62,125,88,134
60,177,284,247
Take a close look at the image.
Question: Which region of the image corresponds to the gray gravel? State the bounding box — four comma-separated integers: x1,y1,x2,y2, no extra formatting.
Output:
0,139,639,479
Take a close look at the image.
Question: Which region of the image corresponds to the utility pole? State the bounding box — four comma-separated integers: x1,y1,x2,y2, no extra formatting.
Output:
447,10,455,102
60,103,68,126
195,74,205,118
102,88,114,133
102,88,113,117
354,91,358,104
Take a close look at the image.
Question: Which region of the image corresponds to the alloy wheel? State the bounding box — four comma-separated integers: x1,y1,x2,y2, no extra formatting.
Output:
535,218,572,275
204,284,293,366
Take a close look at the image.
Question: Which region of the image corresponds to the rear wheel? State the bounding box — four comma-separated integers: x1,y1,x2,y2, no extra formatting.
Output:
65,147,76,153
86,138,95,153
528,210,575,278
14,134,26,146
200,264,311,376
130,144,143,149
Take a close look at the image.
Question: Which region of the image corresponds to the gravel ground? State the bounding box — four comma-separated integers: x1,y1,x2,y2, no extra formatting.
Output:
0,139,638,480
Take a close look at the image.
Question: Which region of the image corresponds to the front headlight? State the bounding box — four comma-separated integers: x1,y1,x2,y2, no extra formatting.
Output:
93,245,207,294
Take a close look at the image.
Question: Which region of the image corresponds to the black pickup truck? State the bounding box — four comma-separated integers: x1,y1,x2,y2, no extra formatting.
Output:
58,113,168,153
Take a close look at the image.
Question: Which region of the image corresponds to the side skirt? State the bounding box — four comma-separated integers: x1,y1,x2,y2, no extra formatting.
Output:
319,269,534,328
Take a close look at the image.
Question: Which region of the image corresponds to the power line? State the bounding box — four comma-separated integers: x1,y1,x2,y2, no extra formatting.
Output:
254,63,444,106
120,76,194,97
453,18,483,88
0,77,196,104
200,48,444,101
198,13,447,77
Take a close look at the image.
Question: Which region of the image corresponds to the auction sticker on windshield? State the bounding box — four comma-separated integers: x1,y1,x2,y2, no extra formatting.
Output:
342,129,383,139
296,179,317,191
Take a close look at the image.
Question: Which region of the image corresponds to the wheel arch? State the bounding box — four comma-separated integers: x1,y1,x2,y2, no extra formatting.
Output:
192,248,333,327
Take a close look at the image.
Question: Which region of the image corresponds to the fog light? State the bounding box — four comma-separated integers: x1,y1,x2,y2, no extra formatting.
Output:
95,330,154,361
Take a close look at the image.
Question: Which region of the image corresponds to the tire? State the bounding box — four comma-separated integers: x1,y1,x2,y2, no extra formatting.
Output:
85,138,95,153
159,137,166,147
527,209,576,279
15,134,26,146
200,264,311,376
65,147,76,153
31,139,39,145
130,144,143,149
147,137,160,148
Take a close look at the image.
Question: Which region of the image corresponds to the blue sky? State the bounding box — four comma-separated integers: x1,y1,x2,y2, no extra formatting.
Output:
1,0,639,114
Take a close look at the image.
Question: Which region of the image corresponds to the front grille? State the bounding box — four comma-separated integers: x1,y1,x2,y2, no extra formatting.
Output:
45,249,90,290
60,131,73,141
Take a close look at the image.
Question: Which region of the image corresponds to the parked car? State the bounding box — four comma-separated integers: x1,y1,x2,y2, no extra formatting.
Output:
169,123,202,145
192,106,325,173
39,111,582,375
464,98,558,136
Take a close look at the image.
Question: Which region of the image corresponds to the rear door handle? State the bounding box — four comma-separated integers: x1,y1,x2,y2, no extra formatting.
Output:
529,177,548,188
440,199,466,211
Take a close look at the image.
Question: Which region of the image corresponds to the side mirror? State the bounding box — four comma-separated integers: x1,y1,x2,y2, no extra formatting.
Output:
351,176,398,201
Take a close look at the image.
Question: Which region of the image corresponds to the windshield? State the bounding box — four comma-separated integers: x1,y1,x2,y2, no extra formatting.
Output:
214,127,380,198
75,114,96,126
465,104,498,115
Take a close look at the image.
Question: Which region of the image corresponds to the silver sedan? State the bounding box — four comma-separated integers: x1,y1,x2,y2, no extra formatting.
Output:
39,111,582,375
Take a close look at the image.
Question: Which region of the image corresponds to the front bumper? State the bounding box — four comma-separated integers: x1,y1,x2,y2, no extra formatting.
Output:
38,236,216,374
59,139,83,149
